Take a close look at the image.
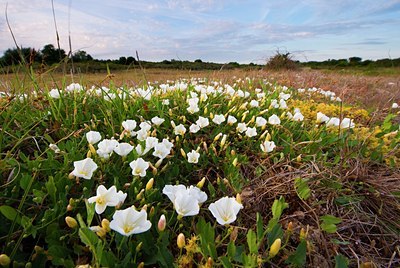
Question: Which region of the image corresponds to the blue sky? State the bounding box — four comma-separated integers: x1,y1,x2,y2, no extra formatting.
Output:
0,0,399,63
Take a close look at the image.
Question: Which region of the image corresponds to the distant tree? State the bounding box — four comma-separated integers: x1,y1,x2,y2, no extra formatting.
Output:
118,56,127,64
349,57,362,65
41,44,66,65
194,59,202,63
0,47,41,66
126,56,137,65
72,50,93,62
266,51,298,70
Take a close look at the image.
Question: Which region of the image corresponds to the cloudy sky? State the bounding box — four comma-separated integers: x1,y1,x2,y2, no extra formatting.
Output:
0,0,399,63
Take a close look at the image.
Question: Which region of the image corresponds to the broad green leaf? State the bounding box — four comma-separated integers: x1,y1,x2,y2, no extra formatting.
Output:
267,223,283,247
0,205,28,227
45,176,57,203
335,254,348,268
294,177,311,200
285,240,307,267
256,213,264,244
227,241,236,260
79,227,100,250
85,199,95,226
196,218,217,259
271,196,288,220
320,215,342,233
220,256,232,268
246,229,257,255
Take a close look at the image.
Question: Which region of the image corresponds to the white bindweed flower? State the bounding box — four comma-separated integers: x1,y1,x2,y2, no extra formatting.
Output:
88,185,127,214
122,120,137,132
189,123,201,133
162,185,207,217
129,158,150,177
326,117,340,127
162,99,170,105
145,137,159,151
292,112,304,122
268,114,281,125
208,197,243,225
97,139,119,159
187,104,200,114
49,143,60,153
174,124,187,136
236,122,247,133
136,128,149,141
245,127,257,138
255,117,267,127
392,102,399,109
212,114,226,125
86,131,102,145
279,99,288,109
151,116,165,126
109,206,152,236
340,118,355,129
260,140,276,153
139,121,152,131
196,116,209,128
49,88,61,99
71,158,98,180
114,142,134,157
227,115,237,125
250,100,259,107
187,150,200,163
153,143,170,159
316,112,329,123
161,138,174,151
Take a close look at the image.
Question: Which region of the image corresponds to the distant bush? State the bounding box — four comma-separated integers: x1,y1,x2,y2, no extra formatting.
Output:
266,51,299,70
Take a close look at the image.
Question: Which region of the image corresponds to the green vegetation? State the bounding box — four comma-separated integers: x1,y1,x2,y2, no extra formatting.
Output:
1,67,399,267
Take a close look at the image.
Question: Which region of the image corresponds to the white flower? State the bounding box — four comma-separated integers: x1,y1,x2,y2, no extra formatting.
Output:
340,118,355,129
49,143,60,153
153,143,170,159
71,158,98,180
279,92,291,100
279,99,288,109
268,114,281,125
189,124,200,133
97,139,119,159
292,112,304,122
270,99,279,109
255,117,267,127
139,121,152,131
187,150,200,163
49,88,60,99
316,112,329,123
136,128,149,141
227,115,237,125
196,116,209,128
129,158,150,177
162,99,170,105
122,120,137,132
250,100,259,107
65,83,83,93
109,206,152,236
114,142,134,157
208,197,243,225
212,114,226,125
161,138,174,151
326,117,340,127
88,185,127,214
187,104,199,114
86,131,102,145
145,137,159,151
392,102,399,109
245,127,257,138
260,140,276,153
162,185,207,217
236,122,247,133
174,124,187,136
151,116,165,126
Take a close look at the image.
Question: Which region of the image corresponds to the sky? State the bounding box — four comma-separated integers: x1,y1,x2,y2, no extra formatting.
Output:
0,0,399,63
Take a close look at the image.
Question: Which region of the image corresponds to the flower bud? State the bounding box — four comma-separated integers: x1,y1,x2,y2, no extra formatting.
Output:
220,134,227,148
296,155,302,162
202,141,208,153
209,112,214,119
101,219,111,232
158,214,166,232
206,257,213,268
196,177,206,189
86,150,92,158
300,227,307,240
141,204,148,211
236,193,242,204
287,221,293,233
232,157,238,167
180,148,186,158
155,159,163,168
269,238,281,258
65,216,78,228
137,262,145,268
67,204,73,211
88,143,96,155
177,233,186,249
213,132,222,142
0,254,11,266
170,120,176,128
146,178,154,191
136,189,145,200
136,242,143,252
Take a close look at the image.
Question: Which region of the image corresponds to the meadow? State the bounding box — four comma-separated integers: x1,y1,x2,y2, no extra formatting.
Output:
0,67,399,267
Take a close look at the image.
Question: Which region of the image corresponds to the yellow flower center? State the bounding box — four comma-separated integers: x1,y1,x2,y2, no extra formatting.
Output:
96,196,105,205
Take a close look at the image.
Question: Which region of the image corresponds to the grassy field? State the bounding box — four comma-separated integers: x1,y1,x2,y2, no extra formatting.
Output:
0,67,399,267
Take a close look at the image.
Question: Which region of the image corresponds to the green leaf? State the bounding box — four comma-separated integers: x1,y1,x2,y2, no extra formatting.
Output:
320,215,342,233
220,256,232,268
286,240,307,267
45,176,57,203
227,241,236,260
79,227,100,250
294,177,311,200
335,254,348,268
246,229,257,255
0,205,28,227
196,218,217,259
85,199,95,226
267,223,283,247
256,213,264,244
271,196,289,220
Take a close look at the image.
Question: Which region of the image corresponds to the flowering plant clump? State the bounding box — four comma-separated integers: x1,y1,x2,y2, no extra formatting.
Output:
2,75,399,268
